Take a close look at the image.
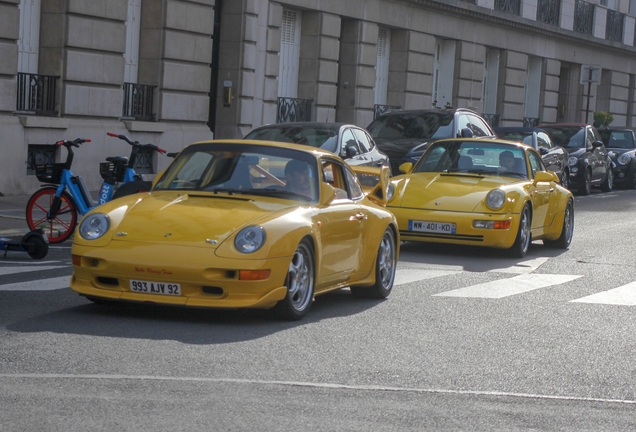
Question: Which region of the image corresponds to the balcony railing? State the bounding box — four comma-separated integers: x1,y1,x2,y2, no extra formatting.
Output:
495,0,521,15
523,117,541,127
537,0,561,26
374,104,401,119
574,0,594,35
460,0,476,3
481,113,500,128
123,83,156,121
276,97,312,123
606,10,624,42
16,73,58,115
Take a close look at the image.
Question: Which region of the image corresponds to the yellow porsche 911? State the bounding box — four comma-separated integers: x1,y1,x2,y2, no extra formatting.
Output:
388,138,574,258
70,140,399,320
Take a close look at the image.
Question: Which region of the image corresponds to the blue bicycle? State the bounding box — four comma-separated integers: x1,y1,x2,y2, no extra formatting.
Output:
26,134,166,243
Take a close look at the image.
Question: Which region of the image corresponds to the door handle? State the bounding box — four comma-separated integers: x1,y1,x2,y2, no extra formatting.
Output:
349,212,366,221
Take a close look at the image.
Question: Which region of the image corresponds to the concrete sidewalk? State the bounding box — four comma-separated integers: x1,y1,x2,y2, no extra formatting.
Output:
0,193,35,237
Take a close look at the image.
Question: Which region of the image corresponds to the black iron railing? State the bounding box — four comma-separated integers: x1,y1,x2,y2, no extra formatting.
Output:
374,104,401,119
16,73,58,115
495,0,521,15
606,10,624,42
460,0,476,3
523,117,541,127
537,0,561,26
574,0,594,35
123,83,156,121
276,97,312,123
134,147,154,174
481,113,500,128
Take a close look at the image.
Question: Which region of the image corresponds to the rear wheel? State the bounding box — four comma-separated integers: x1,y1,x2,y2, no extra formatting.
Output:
560,169,569,190
578,168,592,195
26,187,78,244
508,205,531,258
23,233,48,259
273,240,315,320
600,167,613,192
351,228,397,299
544,199,574,249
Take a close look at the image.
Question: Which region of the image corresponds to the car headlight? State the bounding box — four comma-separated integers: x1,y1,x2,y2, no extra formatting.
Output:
568,156,578,166
386,184,395,201
235,226,266,253
486,189,506,210
79,213,110,240
618,152,633,166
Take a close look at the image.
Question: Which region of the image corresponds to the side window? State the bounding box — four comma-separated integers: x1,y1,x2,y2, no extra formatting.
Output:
341,129,359,157
467,115,490,137
528,151,544,177
321,160,349,199
344,166,364,200
456,114,471,137
352,128,371,153
585,128,595,148
537,132,551,149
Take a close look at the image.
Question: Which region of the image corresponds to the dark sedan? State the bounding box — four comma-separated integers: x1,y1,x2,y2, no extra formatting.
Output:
244,122,389,171
538,123,613,195
494,126,570,190
367,108,496,175
598,127,636,189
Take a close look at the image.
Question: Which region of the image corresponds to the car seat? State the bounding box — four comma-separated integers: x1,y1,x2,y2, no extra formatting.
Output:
512,158,527,176
457,155,473,170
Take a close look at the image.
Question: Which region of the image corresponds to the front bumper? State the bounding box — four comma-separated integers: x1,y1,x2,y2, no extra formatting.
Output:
389,207,520,249
612,162,635,186
71,242,291,309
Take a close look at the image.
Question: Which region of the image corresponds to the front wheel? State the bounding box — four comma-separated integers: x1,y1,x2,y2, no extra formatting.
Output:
560,169,569,190
272,240,315,320
600,167,613,192
544,199,574,249
26,187,78,244
508,205,531,258
351,228,397,299
578,168,592,195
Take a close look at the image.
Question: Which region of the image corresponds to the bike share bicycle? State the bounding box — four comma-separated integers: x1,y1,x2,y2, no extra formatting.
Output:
26,134,166,244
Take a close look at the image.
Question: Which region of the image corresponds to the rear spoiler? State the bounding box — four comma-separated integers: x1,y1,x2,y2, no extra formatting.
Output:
349,165,391,206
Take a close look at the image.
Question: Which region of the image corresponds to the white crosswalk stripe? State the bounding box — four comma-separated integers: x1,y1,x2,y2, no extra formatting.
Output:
394,269,459,286
0,276,70,291
0,266,65,276
433,274,582,299
570,282,636,306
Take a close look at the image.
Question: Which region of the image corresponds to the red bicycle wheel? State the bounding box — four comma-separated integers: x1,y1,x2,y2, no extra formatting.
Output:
26,187,78,244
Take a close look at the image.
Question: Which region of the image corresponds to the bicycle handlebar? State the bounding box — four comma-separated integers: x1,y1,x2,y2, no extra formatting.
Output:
56,138,91,148
106,132,167,154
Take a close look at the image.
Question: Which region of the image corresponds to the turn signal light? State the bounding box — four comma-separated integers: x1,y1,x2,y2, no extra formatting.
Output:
473,220,511,230
239,270,271,280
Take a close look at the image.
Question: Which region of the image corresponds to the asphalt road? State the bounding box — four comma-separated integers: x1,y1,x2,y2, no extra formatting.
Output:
1,189,636,431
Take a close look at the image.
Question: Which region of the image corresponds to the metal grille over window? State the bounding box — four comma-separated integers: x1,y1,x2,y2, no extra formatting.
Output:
276,97,312,123
134,147,154,174
16,73,58,115
606,10,624,42
523,117,541,127
281,10,297,43
495,0,521,14
374,105,401,119
481,113,500,128
27,144,56,175
537,0,561,25
123,83,156,121
574,0,594,34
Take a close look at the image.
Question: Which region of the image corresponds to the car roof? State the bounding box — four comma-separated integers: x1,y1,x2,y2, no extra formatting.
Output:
429,137,533,150
378,108,477,116
495,127,549,133
538,123,589,128
249,122,353,130
190,138,345,160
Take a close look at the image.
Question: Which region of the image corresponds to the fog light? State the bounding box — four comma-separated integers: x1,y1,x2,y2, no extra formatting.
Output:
619,172,625,178
571,167,578,173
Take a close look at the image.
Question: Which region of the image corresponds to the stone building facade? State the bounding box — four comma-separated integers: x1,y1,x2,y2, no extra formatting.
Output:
2,0,636,194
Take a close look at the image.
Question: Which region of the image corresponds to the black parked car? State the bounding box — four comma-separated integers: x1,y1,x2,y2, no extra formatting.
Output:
538,123,613,195
494,126,570,189
367,108,496,174
598,127,636,189
245,122,390,170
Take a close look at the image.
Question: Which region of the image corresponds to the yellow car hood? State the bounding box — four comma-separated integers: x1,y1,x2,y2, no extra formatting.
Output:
394,173,511,211
111,193,290,247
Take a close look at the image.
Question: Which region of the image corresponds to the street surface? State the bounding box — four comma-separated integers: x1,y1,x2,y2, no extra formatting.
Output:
1,189,636,430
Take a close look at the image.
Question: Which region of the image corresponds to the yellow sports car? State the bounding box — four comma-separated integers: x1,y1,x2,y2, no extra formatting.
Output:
388,138,574,257
70,140,399,320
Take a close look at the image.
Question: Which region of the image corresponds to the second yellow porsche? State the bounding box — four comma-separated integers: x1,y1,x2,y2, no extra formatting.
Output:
388,138,574,257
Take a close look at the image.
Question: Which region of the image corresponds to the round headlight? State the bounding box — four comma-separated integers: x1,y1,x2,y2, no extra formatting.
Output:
386,184,395,202
568,156,578,166
486,189,506,210
235,226,266,253
79,213,110,240
618,152,633,166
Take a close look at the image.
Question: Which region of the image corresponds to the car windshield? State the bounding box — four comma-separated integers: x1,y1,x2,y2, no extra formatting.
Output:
413,140,528,179
245,125,339,153
367,112,454,140
154,143,320,202
599,130,636,149
497,131,534,145
541,127,585,148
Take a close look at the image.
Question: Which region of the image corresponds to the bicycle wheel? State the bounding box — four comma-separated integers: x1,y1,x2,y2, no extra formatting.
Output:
26,187,78,244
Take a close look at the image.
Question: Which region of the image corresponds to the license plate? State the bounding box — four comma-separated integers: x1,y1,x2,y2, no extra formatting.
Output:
130,279,181,296
409,220,456,234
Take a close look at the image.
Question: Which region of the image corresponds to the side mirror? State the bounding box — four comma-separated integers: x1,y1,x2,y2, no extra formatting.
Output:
533,171,558,184
399,162,413,174
319,181,337,206
460,128,474,138
539,147,549,155
592,140,604,148
345,144,359,158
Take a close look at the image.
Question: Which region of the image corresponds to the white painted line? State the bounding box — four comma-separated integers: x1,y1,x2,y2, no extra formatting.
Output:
433,274,582,299
570,282,636,306
0,260,63,265
0,266,65,276
0,276,70,291
394,269,459,286
487,257,549,274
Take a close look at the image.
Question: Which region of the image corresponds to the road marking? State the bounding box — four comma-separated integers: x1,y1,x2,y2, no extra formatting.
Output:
394,269,459,286
0,266,65,276
0,276,70,291
486,257,549,274
570,282,636,306
433,274,582,299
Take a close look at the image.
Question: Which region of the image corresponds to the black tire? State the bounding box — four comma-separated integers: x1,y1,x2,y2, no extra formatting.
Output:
578,168,592,195
600,167,613,192
628,166,636,190
508,204,531,258
272,240,315,320
544,199,574,249
560,169,569,190
26,187,78,244
112,180,153,200
23,233,49,259
351,228,397,299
